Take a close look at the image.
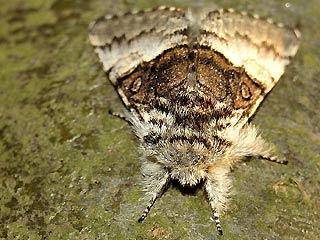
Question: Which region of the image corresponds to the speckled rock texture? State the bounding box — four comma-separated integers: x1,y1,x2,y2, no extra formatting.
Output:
0,1,319,239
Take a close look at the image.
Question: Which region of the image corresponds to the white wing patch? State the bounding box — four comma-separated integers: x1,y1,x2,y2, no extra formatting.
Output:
89,6,189,83
199,9,300,92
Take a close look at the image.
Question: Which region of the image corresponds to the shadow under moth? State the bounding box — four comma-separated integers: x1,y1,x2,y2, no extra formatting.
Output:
89,6,299,235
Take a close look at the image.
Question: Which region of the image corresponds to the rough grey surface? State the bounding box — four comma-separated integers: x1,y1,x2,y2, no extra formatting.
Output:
0,0,319,239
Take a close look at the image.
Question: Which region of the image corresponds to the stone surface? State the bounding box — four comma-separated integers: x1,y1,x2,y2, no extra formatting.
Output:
0,0,319,239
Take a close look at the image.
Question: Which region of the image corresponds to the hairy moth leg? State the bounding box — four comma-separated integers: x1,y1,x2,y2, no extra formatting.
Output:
138,160,169,222
229,124,288,165
205,167,231,235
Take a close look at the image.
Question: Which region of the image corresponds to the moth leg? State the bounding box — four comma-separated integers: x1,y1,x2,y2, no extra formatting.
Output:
108,109,131,123
205,168,231,236
205,181,224,235
237,126,288,165
138,160,170,222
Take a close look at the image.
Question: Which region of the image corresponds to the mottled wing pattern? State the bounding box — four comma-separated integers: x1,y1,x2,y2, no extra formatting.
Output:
89,6,189,90
199,9,300,126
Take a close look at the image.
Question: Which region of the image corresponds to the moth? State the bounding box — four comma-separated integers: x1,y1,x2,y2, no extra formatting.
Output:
89,6,299,235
